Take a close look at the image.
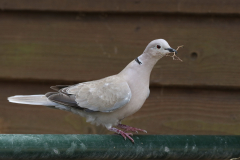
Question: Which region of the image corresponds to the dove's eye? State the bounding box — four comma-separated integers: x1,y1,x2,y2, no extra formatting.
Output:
157,45,161,49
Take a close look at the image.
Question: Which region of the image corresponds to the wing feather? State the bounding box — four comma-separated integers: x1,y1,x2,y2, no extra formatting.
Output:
64,76,131,112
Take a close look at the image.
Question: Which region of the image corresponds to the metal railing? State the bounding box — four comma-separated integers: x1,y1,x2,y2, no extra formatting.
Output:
0,134,239,159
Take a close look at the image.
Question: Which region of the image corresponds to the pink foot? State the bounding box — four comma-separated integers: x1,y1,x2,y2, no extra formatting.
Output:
117,124,147,133
109,127,134,143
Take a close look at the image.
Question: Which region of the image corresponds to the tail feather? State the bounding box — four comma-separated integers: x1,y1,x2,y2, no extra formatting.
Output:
8,95,56,106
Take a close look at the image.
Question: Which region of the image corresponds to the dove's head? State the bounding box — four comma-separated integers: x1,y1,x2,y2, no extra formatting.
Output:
144,39,177,57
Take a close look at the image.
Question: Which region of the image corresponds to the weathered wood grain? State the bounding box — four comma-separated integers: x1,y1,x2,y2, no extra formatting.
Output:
0,0,239,14
0,12,240,88
1,81,240,135
129,87,240,135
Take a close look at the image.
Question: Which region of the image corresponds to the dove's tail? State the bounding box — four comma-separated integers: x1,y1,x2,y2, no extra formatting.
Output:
8,95,56,106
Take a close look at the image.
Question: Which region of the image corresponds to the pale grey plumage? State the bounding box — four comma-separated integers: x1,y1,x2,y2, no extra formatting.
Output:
8,39,175,135
63,76,131,112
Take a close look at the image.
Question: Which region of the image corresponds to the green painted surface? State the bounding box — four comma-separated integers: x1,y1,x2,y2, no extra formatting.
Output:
0,135,240,159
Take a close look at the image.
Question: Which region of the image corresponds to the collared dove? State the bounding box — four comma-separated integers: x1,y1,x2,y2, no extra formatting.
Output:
8,39,178,143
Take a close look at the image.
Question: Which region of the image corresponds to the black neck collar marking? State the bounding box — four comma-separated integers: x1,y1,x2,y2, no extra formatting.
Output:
135,57,142,65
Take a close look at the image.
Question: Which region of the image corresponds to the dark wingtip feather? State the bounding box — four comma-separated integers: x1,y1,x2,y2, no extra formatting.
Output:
45,92,57,98
48,93,79,107
50,85,70,91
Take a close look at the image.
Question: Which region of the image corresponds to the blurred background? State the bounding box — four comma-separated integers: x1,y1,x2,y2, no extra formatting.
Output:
0,0,240,135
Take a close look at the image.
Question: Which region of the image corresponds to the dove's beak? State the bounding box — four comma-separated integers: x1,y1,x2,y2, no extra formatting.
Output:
165,48,177,54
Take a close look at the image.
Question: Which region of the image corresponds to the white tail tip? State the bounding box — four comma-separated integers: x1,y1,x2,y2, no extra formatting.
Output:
8,95,55,106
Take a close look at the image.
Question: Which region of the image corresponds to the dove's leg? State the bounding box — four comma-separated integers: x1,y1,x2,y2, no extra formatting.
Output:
109,127,134,143
117,124,147,133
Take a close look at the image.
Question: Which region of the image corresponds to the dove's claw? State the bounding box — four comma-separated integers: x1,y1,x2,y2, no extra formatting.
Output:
109,127,134,143
117,124,147,134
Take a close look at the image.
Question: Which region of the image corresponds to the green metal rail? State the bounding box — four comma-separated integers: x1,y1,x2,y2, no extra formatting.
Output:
0,134,240,159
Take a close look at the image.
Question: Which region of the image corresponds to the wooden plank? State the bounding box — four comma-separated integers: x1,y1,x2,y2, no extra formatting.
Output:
0,12,240,88
1,81,104,134
1,81,240,135
130,87,240,135
0,0,240,14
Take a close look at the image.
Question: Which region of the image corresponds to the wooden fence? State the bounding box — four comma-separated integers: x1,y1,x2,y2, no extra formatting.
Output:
0,0,240,135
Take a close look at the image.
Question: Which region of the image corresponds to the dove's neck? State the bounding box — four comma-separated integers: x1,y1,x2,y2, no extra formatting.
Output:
119,52,164,83
138,52,164,70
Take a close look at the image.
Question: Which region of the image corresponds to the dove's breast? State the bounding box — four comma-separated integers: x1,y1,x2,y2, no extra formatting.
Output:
105,60,152,123
118,77,150,118
69,60,152,128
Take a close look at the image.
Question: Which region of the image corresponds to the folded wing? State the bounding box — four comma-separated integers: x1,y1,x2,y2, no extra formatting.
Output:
49,76,132,112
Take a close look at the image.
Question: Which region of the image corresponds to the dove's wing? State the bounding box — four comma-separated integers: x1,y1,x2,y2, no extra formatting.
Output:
59,76,131,112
